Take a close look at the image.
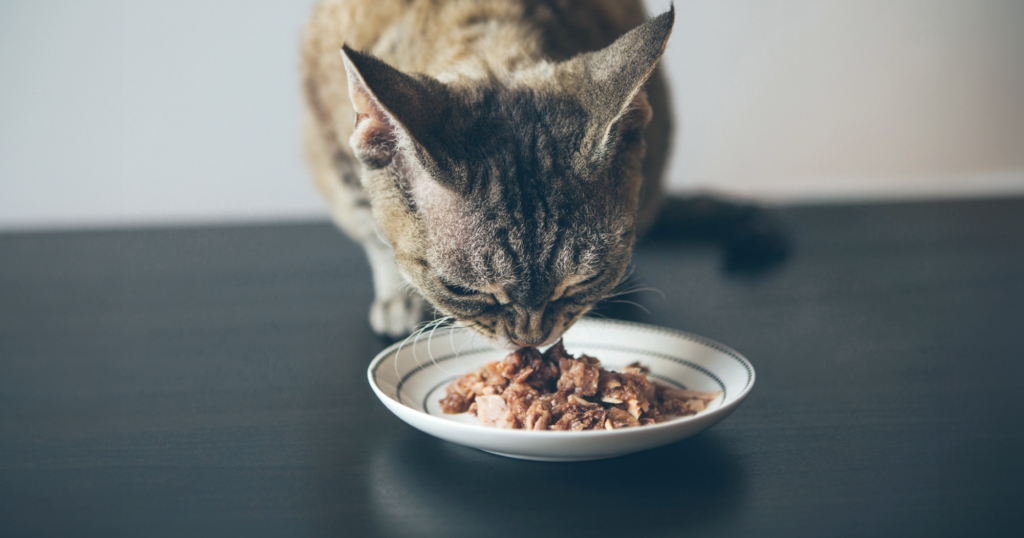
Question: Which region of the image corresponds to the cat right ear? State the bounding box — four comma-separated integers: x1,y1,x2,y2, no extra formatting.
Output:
571,7,675,161
340,45,440,169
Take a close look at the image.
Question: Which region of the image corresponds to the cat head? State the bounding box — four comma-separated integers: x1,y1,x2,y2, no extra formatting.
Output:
341,9,673,348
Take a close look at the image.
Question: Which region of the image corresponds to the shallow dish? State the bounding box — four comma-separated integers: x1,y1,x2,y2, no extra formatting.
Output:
367,318,755,461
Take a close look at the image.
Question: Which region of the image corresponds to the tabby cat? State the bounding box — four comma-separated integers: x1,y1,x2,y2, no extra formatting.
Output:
301,0,673,347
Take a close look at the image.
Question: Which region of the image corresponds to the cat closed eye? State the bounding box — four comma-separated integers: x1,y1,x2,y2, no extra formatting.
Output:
441,280,480,297
564,272,604,297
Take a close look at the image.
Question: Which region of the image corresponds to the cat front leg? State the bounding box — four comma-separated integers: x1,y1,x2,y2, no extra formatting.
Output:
329,193,426,338
362,234,426,339
303,111,425,338
326,188,426,338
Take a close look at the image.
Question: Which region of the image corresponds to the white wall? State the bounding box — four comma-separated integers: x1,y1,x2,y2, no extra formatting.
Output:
2,0,1023,230
0,0,323,230
647,0,1024,203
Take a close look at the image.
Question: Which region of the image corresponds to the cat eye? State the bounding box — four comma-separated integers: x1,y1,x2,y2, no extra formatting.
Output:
441,280,480,297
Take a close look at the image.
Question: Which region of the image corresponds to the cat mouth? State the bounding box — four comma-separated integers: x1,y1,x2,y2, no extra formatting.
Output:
501,329,565,351
509,336,543,347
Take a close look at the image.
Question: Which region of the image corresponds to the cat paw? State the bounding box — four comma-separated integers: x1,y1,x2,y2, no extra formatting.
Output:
369,292,425,339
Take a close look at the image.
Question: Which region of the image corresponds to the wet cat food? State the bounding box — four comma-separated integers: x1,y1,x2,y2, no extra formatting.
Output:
439,341,721,430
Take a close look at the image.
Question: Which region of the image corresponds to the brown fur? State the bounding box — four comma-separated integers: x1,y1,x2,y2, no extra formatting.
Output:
301,0,673,345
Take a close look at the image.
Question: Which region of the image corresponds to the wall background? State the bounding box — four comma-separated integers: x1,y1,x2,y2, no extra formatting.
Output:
2,0,1023,230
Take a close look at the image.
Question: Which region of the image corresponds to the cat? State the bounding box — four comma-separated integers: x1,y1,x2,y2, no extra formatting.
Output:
301,0,673,348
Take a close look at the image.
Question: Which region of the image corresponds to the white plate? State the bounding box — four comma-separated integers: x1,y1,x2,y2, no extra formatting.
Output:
367,318,755,461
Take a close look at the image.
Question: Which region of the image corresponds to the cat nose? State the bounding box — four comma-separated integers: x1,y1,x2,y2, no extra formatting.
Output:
509,333,547,347
509,306,550,347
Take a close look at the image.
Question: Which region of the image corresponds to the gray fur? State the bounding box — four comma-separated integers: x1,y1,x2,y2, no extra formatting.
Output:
303,1,673,345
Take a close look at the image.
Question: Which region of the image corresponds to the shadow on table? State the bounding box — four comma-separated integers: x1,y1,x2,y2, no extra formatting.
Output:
586,195,793,324
367,430,748,538
644,195,792,275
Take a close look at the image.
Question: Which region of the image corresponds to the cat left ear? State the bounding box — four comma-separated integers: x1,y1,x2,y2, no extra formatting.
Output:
572,7,675,159
340,45,442,169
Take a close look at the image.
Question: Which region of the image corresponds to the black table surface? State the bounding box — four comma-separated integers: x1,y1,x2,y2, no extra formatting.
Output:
2,197,1023,537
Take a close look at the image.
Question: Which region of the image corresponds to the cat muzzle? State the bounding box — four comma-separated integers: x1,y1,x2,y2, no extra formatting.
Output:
509,335,544,347
508,329,563,350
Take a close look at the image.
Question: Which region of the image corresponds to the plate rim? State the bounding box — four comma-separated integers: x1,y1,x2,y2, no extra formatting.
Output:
366,318,755,439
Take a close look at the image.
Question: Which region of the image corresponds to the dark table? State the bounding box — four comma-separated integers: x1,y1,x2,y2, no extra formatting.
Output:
2,197,1023,537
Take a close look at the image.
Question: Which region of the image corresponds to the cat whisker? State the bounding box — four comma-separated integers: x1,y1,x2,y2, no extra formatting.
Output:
427,316,459,374
600,298,653,316
383,288,430,377
583,310,609,320
393,318,430,379
613,264,637,287
604,285,666,301
420,315,450,338
372,224,392,249
455,319,492,359
443,319,478,362
407,317,445,371
448,318,459,355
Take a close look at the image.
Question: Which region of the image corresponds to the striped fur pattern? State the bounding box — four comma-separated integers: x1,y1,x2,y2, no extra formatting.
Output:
302,0,673,347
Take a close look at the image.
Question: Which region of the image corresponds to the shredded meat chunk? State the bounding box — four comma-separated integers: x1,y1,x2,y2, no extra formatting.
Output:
605,407,640,429
438,392,471,414
523,400,552,430
556,355,602,396
498,347,559,389
440,340,722,430
474,395,513,429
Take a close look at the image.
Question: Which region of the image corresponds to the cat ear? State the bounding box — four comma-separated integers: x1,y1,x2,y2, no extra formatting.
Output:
340,45,441,169
572,7,674,159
